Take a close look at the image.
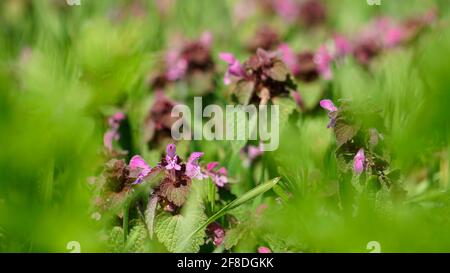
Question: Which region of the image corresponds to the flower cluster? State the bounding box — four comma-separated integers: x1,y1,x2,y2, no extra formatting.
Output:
270,0,327,28
132,143,228,211
144,91,181,147
103,112,128,157
94,143,229,218
220,48,298,105
279,35,351,82
319,99,390,180
353,10,437,66
149,32,215,93
246,25,281,52
206,222,225,246
277,9,436,83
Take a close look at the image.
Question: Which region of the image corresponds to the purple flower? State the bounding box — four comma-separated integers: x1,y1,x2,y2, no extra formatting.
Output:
186,152,207,180
206,222,225,246
206,162,228,187
129,155,152,184
353,148,365,175
165,143,181,171
319,99,338,128
258,246,272,253
315,45,333,80
219,52,246,85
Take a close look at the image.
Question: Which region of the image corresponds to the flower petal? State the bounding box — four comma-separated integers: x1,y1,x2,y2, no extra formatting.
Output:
320,99,338,112
219,52,237,64
166,143,177,158
129,155,151,171
353,148,365,175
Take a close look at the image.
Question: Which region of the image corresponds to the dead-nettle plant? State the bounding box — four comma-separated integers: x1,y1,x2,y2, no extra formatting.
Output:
320,99,401,192
92,142,280,252
170,97,280,151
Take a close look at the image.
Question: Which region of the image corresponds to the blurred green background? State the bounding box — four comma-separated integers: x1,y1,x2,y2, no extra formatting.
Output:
0,0,449,252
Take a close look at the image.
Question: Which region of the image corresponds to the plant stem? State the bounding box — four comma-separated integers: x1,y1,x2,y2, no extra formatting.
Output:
123,202,129,245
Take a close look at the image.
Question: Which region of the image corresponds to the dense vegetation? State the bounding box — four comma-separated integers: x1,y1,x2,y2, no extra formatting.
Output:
0,0,449,252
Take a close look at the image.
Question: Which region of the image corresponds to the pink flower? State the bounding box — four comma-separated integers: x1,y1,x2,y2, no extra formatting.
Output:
248,145,264,161
369,17,406,48
353,148,365,175
103,112,126,152
258,246,272,253
108,112,125,128
186,152,206,180
103,130,120,152
319,99,338,128
333,35,352,57
291,90,305,110
241,143,265,166
219,52,246,85
165,51,188,81
129,155,152,184
165,143,181,171
199,31,213,48
279,43,300,75
206,222,225,246
320,99,337,112
383,26,405,48
314,45,333,80
273,0,299,23
206,162,228,187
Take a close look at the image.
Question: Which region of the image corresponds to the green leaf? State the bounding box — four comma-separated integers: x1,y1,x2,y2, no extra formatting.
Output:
159,180,191,207
272,96,297,128
125,222,149,253
180,177,280,248
188,71,214,95
154,181,207,253
334,117,359,147
224,224,249,250
226,105,258,152
233,80,254,105
266,60,289,82
145,194,159,239
108,227,124,253
272,184,290,202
